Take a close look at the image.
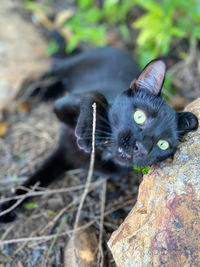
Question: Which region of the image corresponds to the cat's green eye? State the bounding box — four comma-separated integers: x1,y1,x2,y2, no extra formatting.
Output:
157,140,169,150
133,110,146,124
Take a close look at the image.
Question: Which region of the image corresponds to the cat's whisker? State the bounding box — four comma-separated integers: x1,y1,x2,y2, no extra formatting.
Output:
84,128,111,133
81,134,113,140
83,129,112,137
97,114,111,127
79,136,114,141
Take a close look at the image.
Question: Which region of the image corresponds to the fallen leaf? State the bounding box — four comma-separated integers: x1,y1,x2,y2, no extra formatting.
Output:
0,121,9,137
17,100,31,114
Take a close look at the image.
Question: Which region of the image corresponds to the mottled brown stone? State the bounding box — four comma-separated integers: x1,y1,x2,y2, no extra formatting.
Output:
64,226,98,267
108,98,200,267
0,0,49,112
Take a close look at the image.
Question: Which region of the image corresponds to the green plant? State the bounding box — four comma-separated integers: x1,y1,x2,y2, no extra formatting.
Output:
46,40,60,56
23,0,132,53
23,0,51,13
132,0,200,67
133,165,150,175
64,0,132,52
24,203,37,210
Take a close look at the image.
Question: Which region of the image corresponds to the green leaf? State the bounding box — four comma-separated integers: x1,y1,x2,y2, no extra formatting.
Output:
23,0,51,13
46,40,60,56
170,27,185,37
66,35,81,53
24,203,37,210
134,0,162,15
136,28,156,45
103,1,131,24
133,165,150,175
119,24,131,42
141,166,151,175
104,0,120,8
133,14,155,29
84,8,102,23
193,27,200,39
78,0,93,9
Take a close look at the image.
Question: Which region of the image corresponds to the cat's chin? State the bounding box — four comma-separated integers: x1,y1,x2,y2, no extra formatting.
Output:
115,147,145,168
114,156,133,168
114,155,151,168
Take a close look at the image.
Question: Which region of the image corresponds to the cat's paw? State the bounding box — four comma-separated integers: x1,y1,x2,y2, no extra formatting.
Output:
75,116,93,153
75,94,110,153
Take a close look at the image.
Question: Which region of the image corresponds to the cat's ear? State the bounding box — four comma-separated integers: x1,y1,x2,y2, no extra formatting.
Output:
130,59,166,96
177,112,198,135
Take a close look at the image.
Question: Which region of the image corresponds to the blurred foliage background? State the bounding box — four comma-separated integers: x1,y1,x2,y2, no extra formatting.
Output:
23,0,200,96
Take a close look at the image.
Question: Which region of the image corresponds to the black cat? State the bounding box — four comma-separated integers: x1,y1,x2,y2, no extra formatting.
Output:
0,47,198,223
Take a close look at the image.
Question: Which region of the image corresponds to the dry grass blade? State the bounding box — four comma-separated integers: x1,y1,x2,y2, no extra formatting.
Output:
42,210,72,266
97,179,107,267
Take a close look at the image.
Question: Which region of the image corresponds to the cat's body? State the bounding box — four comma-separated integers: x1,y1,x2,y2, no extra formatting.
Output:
0,47,198,223
47,47,139,101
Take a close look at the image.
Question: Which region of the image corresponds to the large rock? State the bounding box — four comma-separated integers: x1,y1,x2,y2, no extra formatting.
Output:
108,98,200,266
0,0,49,112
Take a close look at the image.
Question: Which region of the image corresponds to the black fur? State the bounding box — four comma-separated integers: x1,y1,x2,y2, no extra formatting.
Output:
0,47,198,223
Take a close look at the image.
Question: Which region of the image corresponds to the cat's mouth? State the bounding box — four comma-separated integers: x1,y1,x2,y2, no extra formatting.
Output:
116,146,148,167
116,146,134,166
118,147,132,160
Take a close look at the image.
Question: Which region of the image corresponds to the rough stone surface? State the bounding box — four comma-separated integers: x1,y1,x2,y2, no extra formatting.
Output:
64,226,98,267
0,0,48,112
108,98,200,267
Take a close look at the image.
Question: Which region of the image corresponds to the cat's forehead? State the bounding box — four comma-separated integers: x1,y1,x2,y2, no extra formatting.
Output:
132,91,170,115
111,89,177,127
133,91,176,123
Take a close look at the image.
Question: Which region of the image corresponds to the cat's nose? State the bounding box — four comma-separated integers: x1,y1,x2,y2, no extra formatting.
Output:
133,141,148,156
118,129,132,150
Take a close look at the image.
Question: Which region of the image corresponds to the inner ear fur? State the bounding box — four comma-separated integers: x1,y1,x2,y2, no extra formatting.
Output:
177,111,199,135
130,59,166,96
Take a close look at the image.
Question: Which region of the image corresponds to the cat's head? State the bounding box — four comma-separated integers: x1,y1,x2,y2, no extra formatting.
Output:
108,59,198,167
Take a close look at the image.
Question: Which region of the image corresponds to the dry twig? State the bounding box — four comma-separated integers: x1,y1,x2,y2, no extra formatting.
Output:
72,103,97,267
0,183,39,217
0,180,103,204
97,179,107,267
0,221,95,246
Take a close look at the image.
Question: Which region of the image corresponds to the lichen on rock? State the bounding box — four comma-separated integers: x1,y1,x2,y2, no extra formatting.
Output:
108,98,200,267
